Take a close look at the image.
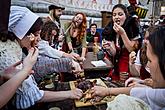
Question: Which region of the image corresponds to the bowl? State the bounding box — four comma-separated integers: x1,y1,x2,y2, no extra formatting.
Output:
45,83,54,89
49,107,61,110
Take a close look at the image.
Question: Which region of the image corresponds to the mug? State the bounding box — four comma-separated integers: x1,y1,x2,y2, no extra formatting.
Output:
97,50,105,60
119,72,129,83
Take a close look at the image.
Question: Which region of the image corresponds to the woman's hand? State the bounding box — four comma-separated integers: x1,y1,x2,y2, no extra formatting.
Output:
144,78,153,87
91,86,109,97
80,57,86,62
70,52,80,58
129,51,136,64
113,23,126,35
4,61,22,74
68,88,83,100
2,61,22,80
125,77,144,87
22,47,38,73
72,60,82,74
102,40,111,49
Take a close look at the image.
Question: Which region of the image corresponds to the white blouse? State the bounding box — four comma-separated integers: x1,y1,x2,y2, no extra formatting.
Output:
38,40,64,59
0,40,22,73
0,40,44,109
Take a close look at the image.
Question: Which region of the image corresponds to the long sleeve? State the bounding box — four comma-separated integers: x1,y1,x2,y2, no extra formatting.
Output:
33,56,72,82
130,87,165,110
38,40,64,59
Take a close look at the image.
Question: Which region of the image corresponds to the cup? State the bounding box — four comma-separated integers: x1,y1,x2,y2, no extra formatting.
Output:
119,72,129,83
97,50,105,60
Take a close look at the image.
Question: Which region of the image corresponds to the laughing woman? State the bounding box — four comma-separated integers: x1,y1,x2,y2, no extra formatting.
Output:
64,12,87,61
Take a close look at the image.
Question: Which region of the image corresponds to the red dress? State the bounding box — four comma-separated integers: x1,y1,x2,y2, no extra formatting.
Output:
108,47,130,80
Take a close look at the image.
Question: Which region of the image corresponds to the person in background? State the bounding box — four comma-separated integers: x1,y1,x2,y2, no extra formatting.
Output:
64,12,87,61
102,4,141,81
46,4,65,50
129,26,156,79
91,25,165,110
36,21,82,82
0,6,82,109
86,23,101,43
39,21,78,60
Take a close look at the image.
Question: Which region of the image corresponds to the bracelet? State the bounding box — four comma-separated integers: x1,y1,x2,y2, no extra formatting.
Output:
107,88,111,96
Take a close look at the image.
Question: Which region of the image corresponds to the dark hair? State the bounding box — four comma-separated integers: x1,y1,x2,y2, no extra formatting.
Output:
90,23,97,28
26,17,43,36
140,26,157,66
40,21,59,44
148,25,165,79
127,5,137,16
102,4,139,45
0,31,17,42
112,4,128,18
48,5,65,11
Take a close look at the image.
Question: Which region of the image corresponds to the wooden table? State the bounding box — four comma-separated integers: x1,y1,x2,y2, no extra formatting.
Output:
83,52,113,79
36,79,120,110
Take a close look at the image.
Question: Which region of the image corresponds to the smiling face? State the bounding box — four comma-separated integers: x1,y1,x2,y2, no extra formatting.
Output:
73,14,83,26
19,30,41,49
112,7,126,26
54,9,63,19
146,41,165,88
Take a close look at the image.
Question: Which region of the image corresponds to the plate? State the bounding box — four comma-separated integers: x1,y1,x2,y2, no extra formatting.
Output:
45,83,54,89
69,78,115,107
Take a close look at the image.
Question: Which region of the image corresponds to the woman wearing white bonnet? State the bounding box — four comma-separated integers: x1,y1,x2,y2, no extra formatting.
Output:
1,5,83,109
9,6,78,83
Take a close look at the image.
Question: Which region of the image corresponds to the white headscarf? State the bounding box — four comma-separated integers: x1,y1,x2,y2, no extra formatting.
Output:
8,6,39,39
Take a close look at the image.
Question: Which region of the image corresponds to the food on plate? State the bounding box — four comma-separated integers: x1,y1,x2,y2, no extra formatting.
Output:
76,79,103,103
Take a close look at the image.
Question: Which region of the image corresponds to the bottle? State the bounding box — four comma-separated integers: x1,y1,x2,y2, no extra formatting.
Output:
93,37,99,55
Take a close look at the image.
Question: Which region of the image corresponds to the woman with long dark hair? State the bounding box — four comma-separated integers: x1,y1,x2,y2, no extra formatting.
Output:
102,4,141,80
92,25,165,110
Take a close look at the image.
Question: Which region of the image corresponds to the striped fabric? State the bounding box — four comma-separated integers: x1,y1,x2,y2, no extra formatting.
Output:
33,55,73,82
15,75,44,109
135,6,148,19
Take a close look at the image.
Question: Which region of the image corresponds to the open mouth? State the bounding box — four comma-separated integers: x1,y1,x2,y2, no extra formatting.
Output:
115,19,120,25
